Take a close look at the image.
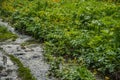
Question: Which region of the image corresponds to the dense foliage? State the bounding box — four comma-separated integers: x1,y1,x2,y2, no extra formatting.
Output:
0,0,120,80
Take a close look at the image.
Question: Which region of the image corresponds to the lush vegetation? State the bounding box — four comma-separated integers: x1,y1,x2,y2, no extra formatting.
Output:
0,0,120,80
9,55,36,80
0,26,17,41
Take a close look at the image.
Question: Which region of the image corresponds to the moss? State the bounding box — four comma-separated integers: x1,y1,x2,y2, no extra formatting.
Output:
9,55,36,80
0,26,17,41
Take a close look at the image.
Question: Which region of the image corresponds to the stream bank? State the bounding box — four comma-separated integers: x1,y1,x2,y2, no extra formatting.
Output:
0,19,53,80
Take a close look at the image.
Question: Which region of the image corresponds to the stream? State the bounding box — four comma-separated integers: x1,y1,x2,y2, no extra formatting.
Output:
0,19,53,80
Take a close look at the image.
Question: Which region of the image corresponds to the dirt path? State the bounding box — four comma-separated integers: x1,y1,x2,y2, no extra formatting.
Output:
0,19,53,80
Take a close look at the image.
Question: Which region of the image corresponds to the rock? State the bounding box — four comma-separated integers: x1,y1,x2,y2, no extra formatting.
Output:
32,55,40,59
14,52,25,56
21,46,26,49
6,77,13,80
0,66,4,72
3,56,7,65
0,77,13,80
6,58,14,67
7,46,12,48
24,48,33,52
0,61,4,67
6,69,13,75
0,70,8,76
17,47,21,51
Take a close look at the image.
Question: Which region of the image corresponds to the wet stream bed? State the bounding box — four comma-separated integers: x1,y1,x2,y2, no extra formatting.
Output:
0,19,53,80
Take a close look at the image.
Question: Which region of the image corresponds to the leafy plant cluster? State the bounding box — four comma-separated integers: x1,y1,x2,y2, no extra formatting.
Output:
1,0,120,80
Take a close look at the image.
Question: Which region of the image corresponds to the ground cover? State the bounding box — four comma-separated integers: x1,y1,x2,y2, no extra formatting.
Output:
0,26,17,41
0,0,120,79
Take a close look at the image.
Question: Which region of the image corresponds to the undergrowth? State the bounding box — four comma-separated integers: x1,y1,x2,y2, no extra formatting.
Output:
1,0,120,80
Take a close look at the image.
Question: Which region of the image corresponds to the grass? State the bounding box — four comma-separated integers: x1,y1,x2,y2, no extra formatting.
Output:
0,26,17,41
20,39,39,46
9,55,36,80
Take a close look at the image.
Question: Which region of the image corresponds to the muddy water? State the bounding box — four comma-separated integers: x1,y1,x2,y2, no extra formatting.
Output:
0,19,53,80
